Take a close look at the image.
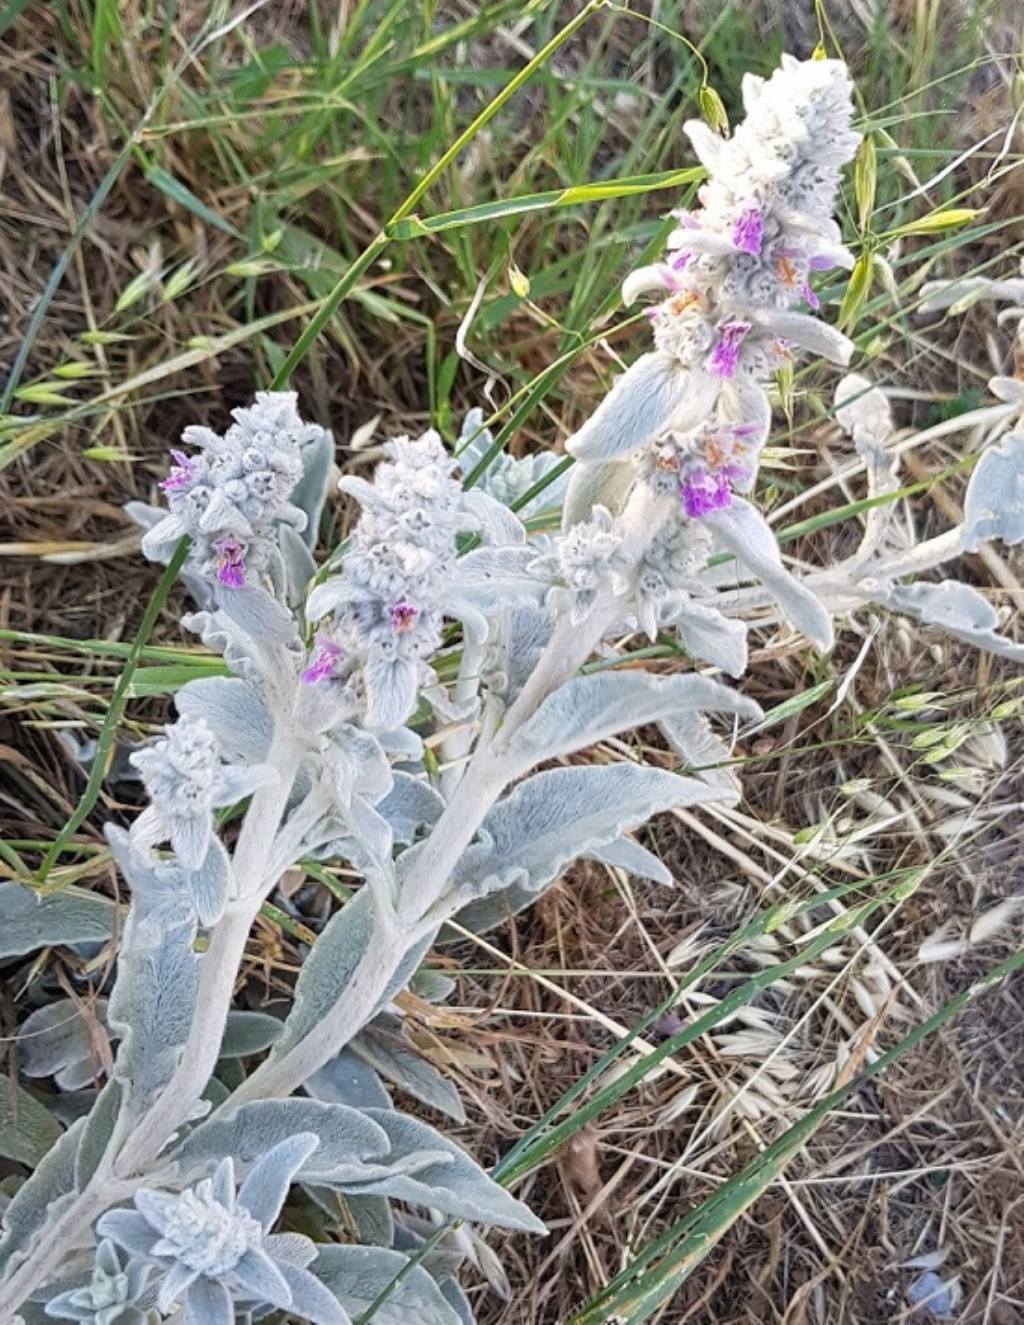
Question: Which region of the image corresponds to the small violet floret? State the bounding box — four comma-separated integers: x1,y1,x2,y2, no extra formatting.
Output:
214,537,246,589
731,204,764,256
300,633,342,684
389,600,419,634
707,322,751,379
679,470,733,519
159,449,197,492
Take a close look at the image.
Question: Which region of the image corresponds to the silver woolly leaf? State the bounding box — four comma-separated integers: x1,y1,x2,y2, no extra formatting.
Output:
440,1275,477,1325
668,598,749,677
323,1109,545,1233
290,425,335,550
565,353,718,462
0,883,114,960
459,489,527,545
278,524,318,608
263,890,431,1075
218,1012,284,1059
17,999,109,1092
703,497,834,650
351,1017,465,1123
446,763,731,912
306,1050,393,1112
42,1237,149,1325
886,579,1024,663
169,1099,391,1187
73,1080,121,1191
748,307,853,365
103,829,200,1122
174,677,273,765
560,458,635,531
586,837,673,885
182,586,302,712
310,1245,462,1325
0,1116,86,1279
504,671,760,771
0,1076,63,1169
962,431,1024,552
375,773,446,846
834,372,892,443
660,710,743,798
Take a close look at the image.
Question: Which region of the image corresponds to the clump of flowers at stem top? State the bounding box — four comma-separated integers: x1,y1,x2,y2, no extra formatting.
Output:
530,506,632,625
128,715,275,872
140,391,328,592
566,54,860,520
302,430,477,730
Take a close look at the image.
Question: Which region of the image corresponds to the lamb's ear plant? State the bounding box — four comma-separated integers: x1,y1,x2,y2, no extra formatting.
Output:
2,51,1024,1325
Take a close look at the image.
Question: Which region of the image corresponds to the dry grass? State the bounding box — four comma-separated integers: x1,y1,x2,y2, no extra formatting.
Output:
2,2,1024,1322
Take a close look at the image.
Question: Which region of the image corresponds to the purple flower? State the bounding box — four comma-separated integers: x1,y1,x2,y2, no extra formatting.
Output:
159,449,197,492
731,205,764,256
300,632,342,684
680,470,732,518
808,254,836,271
801,282,821,311
707,322,751,379
214,537,246,589
389,600,419,633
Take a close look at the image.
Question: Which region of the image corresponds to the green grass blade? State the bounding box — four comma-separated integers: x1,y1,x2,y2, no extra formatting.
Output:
269,0,606,388
35,538,189,881
571,947,1024,1323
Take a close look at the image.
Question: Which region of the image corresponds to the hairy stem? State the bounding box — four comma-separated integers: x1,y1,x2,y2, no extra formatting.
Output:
0,1178,132,1323
221,908,413,1104
112,730,303,1174
111,900,261,1176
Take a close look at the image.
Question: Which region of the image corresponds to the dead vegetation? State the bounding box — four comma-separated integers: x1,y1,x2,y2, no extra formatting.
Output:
2,2,1024,1322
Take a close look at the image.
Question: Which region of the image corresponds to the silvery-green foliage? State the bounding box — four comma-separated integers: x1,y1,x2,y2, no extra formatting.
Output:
659,710,744,798
457,408,568,515
97,1135,349,1325
704,498,835,649
963,431,1024,551
43,1240,148,1325
502,671,761,773
173,677,272,766
917,260,1024,315
129,715,274,873
217,1013,283,1060
0,1117,86,1277
169,1099,392,1182
441,764,728,907
261,889,432,1069
586,836,673,885
306,1050,394,1112
310,1244,463,1325
0,1077,63,1170
13,49,1024,1325
348,1016,467,1123
885,580,1024,664
823,372,1024,659
102,829,200,1122
0,883,115,961
320,1110,546,1233
17,1001,108,1093
168,1097,539,1232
